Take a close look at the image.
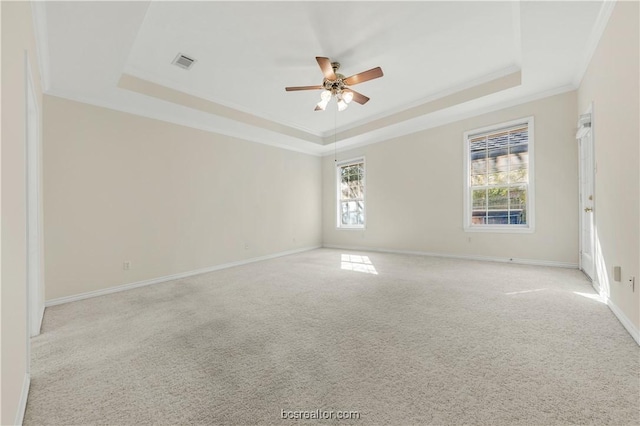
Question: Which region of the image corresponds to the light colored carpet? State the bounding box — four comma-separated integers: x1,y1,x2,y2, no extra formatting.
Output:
25,249,639,425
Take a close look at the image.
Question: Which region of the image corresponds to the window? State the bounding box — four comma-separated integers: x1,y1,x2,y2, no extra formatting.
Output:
337,158,365,229
463,117,534,232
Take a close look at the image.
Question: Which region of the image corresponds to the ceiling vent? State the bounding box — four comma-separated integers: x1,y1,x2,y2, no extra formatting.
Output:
172,53,196,70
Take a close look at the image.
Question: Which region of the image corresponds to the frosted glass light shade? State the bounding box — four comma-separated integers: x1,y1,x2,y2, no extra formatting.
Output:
316,99,329,110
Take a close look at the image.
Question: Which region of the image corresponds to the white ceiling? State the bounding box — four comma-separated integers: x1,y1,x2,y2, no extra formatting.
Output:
36,1,610,155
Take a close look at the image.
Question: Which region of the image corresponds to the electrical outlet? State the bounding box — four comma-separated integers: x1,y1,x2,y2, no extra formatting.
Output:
629,276,635,292
614,266,621,282
123,261,131,270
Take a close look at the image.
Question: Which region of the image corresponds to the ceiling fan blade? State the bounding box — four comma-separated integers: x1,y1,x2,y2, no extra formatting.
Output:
344,67,384,86
346,89,370,105
285,85,324,91
316,57,336,81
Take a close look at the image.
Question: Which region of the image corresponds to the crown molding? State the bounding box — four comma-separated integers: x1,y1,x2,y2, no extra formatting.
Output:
44,77,576,159
322,65,522,140
117,73,323,145
572,0,617,87
320,83,577,156
124,65,324,138
44,88,324,157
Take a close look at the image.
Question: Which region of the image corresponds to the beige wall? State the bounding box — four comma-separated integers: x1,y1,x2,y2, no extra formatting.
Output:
323,91,579,265
577,1,639,332
43,96,322,301
1,1,43,424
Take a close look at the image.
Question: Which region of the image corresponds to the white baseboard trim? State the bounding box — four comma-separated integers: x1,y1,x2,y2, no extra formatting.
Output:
322,244,579,269
37,305,45,335
14,373,30,426
45,246,321,307
604,296,640,346
590,277,638,345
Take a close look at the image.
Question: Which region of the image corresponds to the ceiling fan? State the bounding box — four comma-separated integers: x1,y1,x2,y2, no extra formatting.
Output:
285,57,383,111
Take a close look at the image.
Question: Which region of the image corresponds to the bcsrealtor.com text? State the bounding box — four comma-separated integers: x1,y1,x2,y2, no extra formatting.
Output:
281,409,361,420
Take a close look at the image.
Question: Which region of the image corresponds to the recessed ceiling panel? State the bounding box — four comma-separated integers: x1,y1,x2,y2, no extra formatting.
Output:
124,1,518,135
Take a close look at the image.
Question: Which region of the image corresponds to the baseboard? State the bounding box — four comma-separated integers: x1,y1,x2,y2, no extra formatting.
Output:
322,244,578,269
14,373,30,426
37,305,45,335
604,297,640,346
45,246,321,307
590,276,639,346
589,276,599,293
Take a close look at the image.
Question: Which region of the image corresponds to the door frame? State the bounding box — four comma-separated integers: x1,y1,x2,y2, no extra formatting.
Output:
25,52,44,342
577,103,596,287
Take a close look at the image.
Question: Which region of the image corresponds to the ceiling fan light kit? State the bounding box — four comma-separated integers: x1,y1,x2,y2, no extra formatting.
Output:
286,57,383,112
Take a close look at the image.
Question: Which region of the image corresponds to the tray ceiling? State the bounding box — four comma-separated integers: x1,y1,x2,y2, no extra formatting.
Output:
36,1,608,155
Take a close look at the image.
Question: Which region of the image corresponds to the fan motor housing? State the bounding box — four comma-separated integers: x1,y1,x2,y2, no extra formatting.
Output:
323,73,346,93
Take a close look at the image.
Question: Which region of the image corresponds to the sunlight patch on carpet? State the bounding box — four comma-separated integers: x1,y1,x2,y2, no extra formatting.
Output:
505,288,548,295
341,254,378,275
573,291,605,303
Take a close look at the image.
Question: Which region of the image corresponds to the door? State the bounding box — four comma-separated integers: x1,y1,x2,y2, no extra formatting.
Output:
578,122,595,281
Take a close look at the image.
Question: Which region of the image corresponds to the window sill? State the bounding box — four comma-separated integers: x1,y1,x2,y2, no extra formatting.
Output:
464,225,534,234
337,226,366,231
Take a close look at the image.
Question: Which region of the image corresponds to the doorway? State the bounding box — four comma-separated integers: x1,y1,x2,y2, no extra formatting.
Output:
577,108,595,283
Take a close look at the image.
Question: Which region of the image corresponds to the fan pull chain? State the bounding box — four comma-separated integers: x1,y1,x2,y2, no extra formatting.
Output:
334,105,337,163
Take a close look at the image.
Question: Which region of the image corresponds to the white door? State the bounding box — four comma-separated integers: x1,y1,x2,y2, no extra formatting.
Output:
579,128,595,280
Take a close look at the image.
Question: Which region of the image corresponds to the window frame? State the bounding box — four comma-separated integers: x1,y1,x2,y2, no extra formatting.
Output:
463,116,535,233
336,157,366,230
